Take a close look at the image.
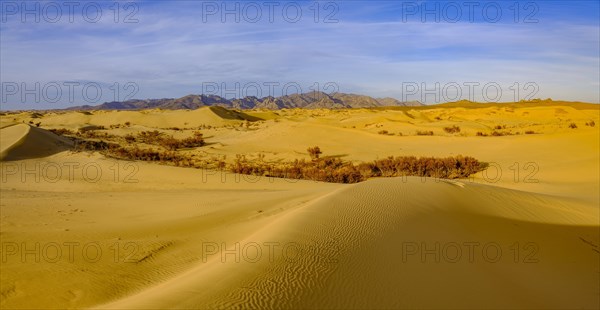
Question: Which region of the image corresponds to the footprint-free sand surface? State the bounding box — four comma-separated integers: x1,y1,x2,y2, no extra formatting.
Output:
1,102,598,309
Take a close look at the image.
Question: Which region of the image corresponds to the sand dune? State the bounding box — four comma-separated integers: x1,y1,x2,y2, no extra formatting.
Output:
0,104,598,309
5,107,258,132
100,177,598,309
0,124,72,161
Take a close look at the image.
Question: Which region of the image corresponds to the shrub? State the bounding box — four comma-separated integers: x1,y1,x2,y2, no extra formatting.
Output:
79,125,105,132
307,146,322,161
476,132,488,137
108,146,184,163
225,154,487,184
74,139,119,152
49,128,74,136
378,130,389,135
443,125,461,134
138,130,204,150
160,136,181,151
180,131,205,148
569,123,578,129
416,130,434,136
124,134,136,143
367,155,486,179
77,130,116,139
138,130,165,144
494,125,506,130
524,130,535,135
585,121,596,127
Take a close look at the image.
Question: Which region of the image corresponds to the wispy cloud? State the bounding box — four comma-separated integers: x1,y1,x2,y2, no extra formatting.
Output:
1,0,598,109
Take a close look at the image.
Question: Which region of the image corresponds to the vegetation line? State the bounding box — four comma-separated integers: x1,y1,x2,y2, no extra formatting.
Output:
50,129,488,184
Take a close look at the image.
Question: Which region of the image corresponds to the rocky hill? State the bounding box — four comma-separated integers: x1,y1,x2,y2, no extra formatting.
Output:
67,91,422,110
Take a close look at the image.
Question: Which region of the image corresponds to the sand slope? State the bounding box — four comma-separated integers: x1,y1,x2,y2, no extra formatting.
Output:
0,104,598,309
101,177,598,309
0,124,72,161
5,107,258,132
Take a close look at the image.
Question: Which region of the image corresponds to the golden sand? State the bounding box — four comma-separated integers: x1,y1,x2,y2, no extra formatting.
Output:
1,103,598,309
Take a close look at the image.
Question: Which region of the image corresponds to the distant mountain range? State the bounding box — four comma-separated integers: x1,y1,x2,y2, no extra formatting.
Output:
67,91,423,110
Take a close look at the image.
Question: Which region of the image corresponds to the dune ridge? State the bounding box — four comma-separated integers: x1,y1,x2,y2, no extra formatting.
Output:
0,104,598,309
101,177,598,309
0,124,72,161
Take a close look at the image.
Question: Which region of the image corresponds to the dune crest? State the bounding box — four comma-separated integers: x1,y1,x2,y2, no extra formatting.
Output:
101,177,598,309
0,124,72,161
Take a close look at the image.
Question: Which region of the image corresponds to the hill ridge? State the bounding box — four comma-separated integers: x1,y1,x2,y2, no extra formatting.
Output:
67,91,424,111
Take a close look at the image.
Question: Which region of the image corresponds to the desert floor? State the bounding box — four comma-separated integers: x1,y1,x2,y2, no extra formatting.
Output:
1,102,599,309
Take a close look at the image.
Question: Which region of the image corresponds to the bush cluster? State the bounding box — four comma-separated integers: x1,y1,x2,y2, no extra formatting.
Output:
477,131,515,136
137,130,205,150
416,130,434,136
229,150,487,184
109,146,184,163
230,156,363,183
360,155,486,179
443,125,461,134
56,128,487,184
49,128,74,136
72,137,191,166
74,139,119,151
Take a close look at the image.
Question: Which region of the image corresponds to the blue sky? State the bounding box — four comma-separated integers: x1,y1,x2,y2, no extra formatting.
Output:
1,0,599,109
